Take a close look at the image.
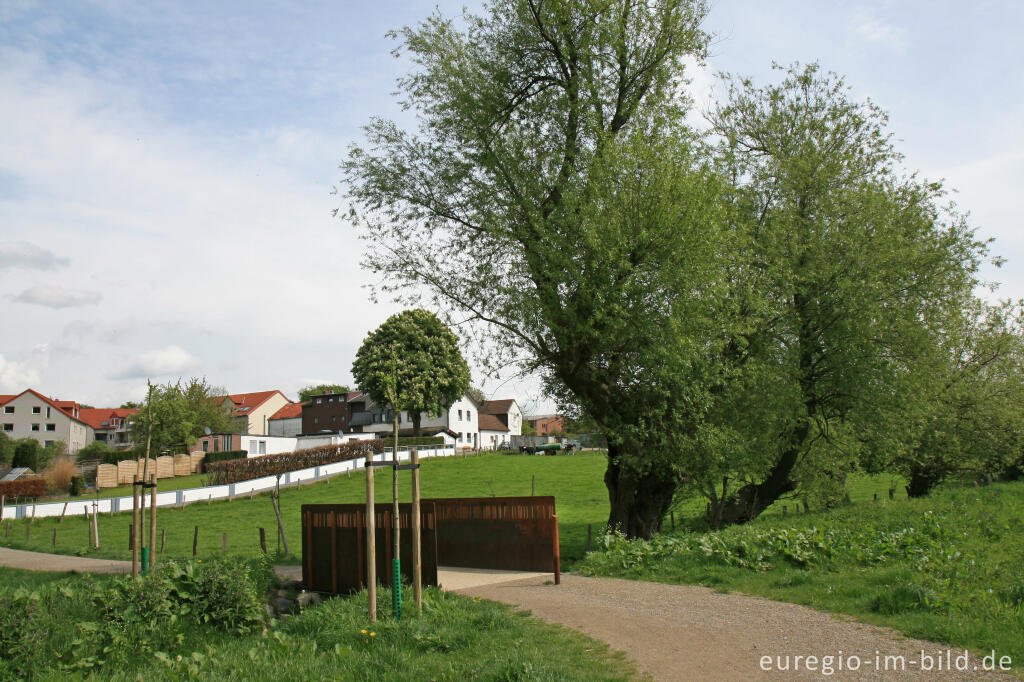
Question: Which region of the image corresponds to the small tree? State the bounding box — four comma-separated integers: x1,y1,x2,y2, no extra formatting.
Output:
12,439,40,470
0,432,13,466
352,310,471,440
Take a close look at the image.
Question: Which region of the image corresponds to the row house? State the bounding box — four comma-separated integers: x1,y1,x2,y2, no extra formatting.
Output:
79,408,138,449
0,389,93,453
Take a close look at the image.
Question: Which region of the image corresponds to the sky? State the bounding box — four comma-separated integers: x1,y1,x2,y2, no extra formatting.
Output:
1,1,1022,411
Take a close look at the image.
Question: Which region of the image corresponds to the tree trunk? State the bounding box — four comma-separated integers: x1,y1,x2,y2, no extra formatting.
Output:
604,444,676,540
906,464,943,498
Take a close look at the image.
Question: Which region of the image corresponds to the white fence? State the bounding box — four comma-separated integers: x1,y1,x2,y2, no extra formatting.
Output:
0,445,455,520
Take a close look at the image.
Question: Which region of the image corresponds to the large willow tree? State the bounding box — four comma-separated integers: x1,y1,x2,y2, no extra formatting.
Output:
342,0,724,538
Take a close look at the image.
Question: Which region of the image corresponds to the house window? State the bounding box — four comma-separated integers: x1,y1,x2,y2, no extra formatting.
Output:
31,423,40,432
316,398,322,404
467,410,472,421
331,415,337,422
222,435,231,450
314,416,319,425
249,440,257,454
328,396,334,402
202,440,209,452
2,424,11,432
32,406,41,414
46,424,55,432
44,440,53,447
3,406,12,414
458,409,462,421
46,407,51,418
259,441,266,455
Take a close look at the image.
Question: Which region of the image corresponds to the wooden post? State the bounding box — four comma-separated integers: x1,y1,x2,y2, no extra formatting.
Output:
586,523,592,553
391,413,400,617
365,452,376,622
128,523,134,549
411,448,422,612
531,475,535,497
93,500,100,548
149,476,157,569
52,526,57,547
58,502,68,523
192,525,199,556
259,527,267,553
552,514,561,585
0,494,4,523
132,477,140,577
160,528,166,554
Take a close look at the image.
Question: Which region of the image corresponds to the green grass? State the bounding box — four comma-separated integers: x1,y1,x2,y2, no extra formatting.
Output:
0,452,611,565
577,480,1024,670
1,452,912,568
0,563,636,681
89,472,210,499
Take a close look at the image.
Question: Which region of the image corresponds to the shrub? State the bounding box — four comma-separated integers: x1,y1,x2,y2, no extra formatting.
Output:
0,594,48,677
44,457,76,493
0,432,12,466
0,478,46,498
69,475,86,496
201,449,249,470
11,439,40,470
206,440,384,485
75,441,111,463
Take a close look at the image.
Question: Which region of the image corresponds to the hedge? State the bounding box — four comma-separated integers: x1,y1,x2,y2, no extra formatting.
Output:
201,450,249,470
395,436,446,447
205,440,384,485
0,478,46,498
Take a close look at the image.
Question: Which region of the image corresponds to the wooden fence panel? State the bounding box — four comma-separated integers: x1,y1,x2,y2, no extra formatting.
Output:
173,454,191,477
301,502,438,595
116,460,135,485
189,453,205,474
95,464,118,489
156,456,175,479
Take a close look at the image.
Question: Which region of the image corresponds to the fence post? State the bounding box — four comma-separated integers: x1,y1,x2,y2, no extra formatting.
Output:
193,525,199,556
586,523,591,553
59,502,68,523
160,528,166,554
52,527,57,547
411,448,422,613
365,453,377,622
93,500,100,548
132,477,140,577
259,527,267,554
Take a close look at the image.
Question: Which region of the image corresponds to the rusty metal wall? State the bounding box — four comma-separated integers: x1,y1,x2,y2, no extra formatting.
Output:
301,502,438,595
427,496,560,583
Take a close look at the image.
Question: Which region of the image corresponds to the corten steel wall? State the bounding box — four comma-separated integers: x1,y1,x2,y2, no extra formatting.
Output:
301,503,438,595
427,496,560,584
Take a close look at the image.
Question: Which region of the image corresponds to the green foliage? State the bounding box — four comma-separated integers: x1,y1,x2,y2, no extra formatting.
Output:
298,383,350,402
0,432,12,466
132,378,240,451
201,449,249,468
352,309,470,438
0,477,46,498
69,475,86,496
12,438,40,470
578,481,1024,666
396,436,445,447
75,440,112,462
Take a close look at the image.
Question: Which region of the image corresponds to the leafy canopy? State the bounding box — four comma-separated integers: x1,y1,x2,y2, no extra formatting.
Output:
351,309,470,424
132,377,240,451
298,384,351,402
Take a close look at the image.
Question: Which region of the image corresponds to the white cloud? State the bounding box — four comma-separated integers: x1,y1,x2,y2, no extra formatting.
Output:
117,345,200,379
0,241,69,271
854,10,907,53
0,345,49,392
12,285,101,308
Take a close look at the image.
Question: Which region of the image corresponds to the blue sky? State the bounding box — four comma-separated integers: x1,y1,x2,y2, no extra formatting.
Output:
1,1,1021,410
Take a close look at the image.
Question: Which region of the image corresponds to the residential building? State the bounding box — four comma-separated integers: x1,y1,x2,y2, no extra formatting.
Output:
219,390,293,435
268,402,305,437
301,391,358,434
526,414,566,435
193,433,298,457
79,408,137,449
0,389,93,453
478,398,523,450
344,391,482,448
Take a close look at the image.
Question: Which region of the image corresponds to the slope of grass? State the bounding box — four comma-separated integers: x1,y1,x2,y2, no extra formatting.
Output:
0,452,611,565
577,481,1024,669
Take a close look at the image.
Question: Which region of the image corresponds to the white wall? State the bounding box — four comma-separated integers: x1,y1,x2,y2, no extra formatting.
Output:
268,416,302,437
242,435,297,457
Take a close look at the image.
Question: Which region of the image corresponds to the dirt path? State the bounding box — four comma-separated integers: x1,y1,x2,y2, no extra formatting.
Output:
456,574,1015,681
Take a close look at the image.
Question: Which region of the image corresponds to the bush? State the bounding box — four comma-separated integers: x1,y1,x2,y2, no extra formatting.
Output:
0,478,46,498
206,440,384,485
202,449,249,470
0,432,12,466
75,440,110,463
11,439,40,470
44,457,76,493
69,475,86,496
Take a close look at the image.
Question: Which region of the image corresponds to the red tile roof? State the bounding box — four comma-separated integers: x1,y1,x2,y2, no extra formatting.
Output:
478,413,509,432
224,390,290,417
0,395,15,406
480,399,517,415
79,407,138,430
6,389,91,426
269,402,304,420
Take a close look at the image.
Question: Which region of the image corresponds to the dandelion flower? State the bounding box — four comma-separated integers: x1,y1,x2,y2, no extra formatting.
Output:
370,632,376,637
361,629,367,634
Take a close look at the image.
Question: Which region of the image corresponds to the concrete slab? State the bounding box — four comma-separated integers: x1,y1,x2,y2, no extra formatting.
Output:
437,566,553,591
0,547,130,574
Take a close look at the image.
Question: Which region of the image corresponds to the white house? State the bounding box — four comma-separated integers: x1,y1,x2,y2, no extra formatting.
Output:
478,398,524,450
0,389,93,454
351,392,482,449
268,402,304,437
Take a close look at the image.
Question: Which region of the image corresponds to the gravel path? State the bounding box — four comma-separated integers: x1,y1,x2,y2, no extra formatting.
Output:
456,574,1016,681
